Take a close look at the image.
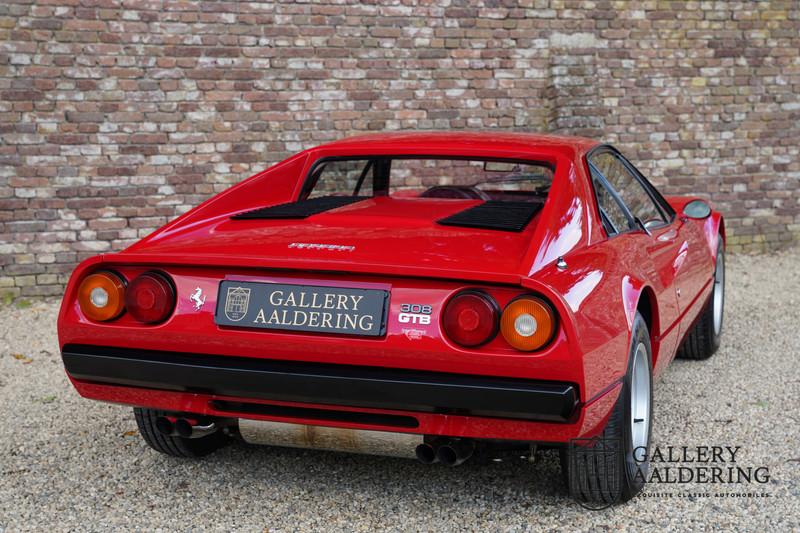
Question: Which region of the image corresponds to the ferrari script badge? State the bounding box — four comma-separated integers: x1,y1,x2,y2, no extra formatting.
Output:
224,286,251,321
288,242,355,252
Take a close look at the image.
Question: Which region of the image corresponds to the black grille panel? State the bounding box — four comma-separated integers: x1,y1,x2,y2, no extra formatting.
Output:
437,200,543,232
232,196,368,220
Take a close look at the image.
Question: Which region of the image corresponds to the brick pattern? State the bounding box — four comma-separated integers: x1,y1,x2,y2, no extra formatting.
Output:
1,1,798,297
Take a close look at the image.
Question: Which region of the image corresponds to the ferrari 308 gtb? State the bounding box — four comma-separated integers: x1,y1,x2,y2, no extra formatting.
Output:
58,132,725,505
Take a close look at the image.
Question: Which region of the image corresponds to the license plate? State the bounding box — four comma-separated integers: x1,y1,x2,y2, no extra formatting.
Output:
214,281,389,337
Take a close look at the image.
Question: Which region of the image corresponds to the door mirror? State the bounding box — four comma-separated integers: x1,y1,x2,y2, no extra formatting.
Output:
682,199,711,219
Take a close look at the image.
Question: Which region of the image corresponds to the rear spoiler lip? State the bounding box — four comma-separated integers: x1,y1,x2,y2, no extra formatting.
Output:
101,251,526,286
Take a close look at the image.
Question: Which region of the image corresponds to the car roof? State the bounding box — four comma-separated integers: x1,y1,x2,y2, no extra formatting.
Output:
312,131,600,159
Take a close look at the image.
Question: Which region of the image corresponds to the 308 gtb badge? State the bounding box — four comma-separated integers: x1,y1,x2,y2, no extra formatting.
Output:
398,303,432,325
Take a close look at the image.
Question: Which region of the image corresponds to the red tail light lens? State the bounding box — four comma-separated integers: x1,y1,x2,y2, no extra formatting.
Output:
442,290,499,347
125,271,176,324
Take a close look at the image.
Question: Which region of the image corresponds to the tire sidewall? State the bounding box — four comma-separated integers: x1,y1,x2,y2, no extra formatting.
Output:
710,241,724,348
621,313,654,498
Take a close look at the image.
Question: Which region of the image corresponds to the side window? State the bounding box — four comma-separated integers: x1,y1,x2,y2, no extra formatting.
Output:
589,152,666,228
590,170,632,234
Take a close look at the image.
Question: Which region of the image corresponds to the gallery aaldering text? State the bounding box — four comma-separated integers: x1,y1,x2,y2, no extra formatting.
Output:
633,446,770,484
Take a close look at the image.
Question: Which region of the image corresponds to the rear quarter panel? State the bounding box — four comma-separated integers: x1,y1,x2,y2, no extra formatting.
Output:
525,239,656,402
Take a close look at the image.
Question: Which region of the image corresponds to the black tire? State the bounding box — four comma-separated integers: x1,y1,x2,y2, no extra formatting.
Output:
676,240,724,360
134,408,229,458
563,312,653,507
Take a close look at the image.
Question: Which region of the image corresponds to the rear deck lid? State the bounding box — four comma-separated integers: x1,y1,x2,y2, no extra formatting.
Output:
121,197,542,282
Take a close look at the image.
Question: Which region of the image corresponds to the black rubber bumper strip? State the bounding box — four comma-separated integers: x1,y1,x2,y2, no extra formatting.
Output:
61,344,579,422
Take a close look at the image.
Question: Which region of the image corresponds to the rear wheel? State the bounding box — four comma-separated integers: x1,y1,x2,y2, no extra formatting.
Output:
563,312,653,507
677,239,724,360
134,408,229,458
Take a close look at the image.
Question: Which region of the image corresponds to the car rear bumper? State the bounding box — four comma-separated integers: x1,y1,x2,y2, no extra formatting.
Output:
62,344,621,443
62,344,578,422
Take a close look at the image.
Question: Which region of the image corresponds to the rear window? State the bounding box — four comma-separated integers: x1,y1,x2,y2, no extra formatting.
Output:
304,157,553,203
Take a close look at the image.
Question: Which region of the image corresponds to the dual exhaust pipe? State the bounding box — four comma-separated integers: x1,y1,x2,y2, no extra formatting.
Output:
415,438,475,467
155,416,218,439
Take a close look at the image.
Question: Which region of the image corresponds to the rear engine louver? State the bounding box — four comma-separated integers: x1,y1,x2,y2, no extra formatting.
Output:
232,196,368,220
437,200,543,232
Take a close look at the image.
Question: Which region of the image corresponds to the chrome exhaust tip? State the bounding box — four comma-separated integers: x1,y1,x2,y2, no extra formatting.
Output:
175,418,217,439
155,416,174,436
415,443,438,464
436,439,475,467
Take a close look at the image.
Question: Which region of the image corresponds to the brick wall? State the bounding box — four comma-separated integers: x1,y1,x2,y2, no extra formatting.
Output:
1,1,799,297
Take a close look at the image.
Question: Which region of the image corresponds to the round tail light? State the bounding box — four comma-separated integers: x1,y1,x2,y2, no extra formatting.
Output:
77,271,126,322
500,296,557,351
442,290,499,347
125,271,176,324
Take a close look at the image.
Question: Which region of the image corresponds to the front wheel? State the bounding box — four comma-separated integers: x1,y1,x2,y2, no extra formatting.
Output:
563,312,653,507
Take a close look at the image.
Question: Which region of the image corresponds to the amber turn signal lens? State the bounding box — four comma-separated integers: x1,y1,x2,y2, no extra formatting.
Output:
77,271,126,322
500,296,556,351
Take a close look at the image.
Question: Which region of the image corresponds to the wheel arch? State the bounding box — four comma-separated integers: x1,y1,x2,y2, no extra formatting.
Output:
622,276,660,372
635,286,660,370
704,211,725,259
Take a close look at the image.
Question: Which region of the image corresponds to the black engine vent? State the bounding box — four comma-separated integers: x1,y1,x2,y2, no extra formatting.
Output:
437,200,543,232
232,196,368,220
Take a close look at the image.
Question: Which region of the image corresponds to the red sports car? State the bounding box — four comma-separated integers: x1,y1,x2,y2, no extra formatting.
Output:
58,132,725,505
